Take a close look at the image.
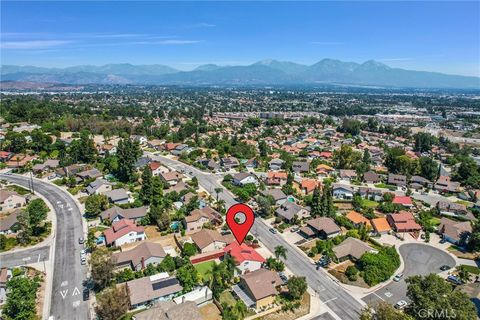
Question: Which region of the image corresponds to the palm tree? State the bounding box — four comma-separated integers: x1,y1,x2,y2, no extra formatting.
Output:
234,300,247,319
214,187,223,203
223,254,238,279
458,266,472,283
274,245,288,260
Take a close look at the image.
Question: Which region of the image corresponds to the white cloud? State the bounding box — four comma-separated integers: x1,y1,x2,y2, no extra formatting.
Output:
132,39,203,45
1,40,72,49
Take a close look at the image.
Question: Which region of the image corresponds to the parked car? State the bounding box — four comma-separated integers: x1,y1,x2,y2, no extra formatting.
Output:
83,288,90,301
80,257,87,265
78,237,84,244
394,300,408,310
447,275,462,285
290,227,299,233
393,273,404,282
279,272,288,282
269,228,277,234
440,265,452,271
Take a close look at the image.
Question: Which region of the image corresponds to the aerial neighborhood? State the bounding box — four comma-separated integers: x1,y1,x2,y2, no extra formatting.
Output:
1,89,480,320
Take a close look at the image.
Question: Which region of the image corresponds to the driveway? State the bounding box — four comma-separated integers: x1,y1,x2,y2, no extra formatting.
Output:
363,243,456,306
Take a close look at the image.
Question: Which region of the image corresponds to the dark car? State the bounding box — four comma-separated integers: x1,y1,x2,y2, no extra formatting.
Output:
440,265,452,271
83,288,90,301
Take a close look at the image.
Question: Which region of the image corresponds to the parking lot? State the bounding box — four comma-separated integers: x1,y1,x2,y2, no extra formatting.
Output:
363,243,456,306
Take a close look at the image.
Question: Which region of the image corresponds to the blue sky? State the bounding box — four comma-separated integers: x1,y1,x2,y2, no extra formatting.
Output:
1,1,479,76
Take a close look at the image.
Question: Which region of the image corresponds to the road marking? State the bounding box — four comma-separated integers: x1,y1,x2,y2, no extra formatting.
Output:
72,300,80,308
58,205,64,209
72,287,80,296
60,289,69,299
22,257,31,262
56,201,62,204
37,254,41,263
68,207,73,211
61,281,68,287
373,292,385,301
385,292,393,298
321,297,338,304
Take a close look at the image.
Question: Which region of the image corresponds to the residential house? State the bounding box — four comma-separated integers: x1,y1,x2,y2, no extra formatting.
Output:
233,268,282,310
104,219,147,247
135,156,151,169
0,151,12,163
6,154,35,168
85,178,113,195
333,237,377,262
392,196,414,208
76,168,103,181
300,217,341,239
297,179,321,195
32,159,60,174
0,190,26,212
316,164,334,177
260,188,287,205
190,229,234,253
147,139,164,151
245,158,258,169
112,242,167,271
358,187,384,201
435,176,460,193
55,164,84,178
268,158,284,171
438,217,472,245
339,170,357,182
410,176,432,189
363,171,381,184
345,211,372,228
0,209,21,234
388,174,407,187
131,135,148,145
221,157,240,169
437,201,470,219
104,188,130,205
387,211,422,233
121,273,183,308
100,206,148,223
332,184,354,200
224,242,265,274
0,268,12,305
233,172,259,186
183,206,222,234
149,161,169,176
292,161,309,174
160,171,184,186
371,217,392,235
266,171,288,186
132,301,202,320
275,201,310,223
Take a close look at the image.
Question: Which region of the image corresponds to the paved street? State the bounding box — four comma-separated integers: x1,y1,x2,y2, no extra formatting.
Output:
153,155,364,320
363,243,456,306
0,246,49,268
0,174,89,320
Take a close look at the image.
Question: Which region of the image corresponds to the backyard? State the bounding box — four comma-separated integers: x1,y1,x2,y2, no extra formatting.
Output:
194,260,216,282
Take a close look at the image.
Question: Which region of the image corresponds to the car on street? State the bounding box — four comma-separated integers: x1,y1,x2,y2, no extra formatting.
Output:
440,265,452,271
279,272,288,282
447,275,462,285
81,257,87,265
83,288,90,301
269,228,277,234
290,227,299,232
393,273,404,282
78,237,84,244
394,300,408,310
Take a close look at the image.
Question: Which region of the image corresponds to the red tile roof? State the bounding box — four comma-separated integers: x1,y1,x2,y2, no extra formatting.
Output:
393,196,413,206
223,242,265,264
104,219,144,245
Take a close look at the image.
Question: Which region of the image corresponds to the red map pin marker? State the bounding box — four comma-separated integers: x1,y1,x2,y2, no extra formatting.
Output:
226,203,255,245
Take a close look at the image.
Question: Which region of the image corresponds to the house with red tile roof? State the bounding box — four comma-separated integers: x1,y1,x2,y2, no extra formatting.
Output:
392,196,414,208
387,211,421,233
223,242,265,274
345,211,372,228
103,219,146,247
266,171,288,186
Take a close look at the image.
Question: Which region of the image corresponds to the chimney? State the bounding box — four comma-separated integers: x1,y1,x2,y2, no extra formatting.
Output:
141,256,145,269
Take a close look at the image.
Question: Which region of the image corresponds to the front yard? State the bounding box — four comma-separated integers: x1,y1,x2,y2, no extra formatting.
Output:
194,260,216,282
258,292,310,320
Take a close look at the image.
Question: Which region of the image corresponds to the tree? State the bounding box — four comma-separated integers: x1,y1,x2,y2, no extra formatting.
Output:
468,221,480,252
458,265,472,283
94,285,130,320
311,187,322,216
90,247,114,290
359,246,400,286
26,198,48,235
139,165,153,204
419,157,439,181
414,132,437,153
182,242,197,257
85,194,109,218
16,210,31,245
151,176,164,206
158,254,176,273
176,262,199,292
345,265,359,281
274,245,288,260
340,118,362,136
406,274,476,320
214,187,223,203
287,276,307,300
333,145,362,169
3,274,39,320
115,137,142,182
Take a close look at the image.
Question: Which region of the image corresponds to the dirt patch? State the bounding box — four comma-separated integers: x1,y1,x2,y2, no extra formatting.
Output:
448,246,479,260
121,231,179,251
199,303,222,320
258,292,310,320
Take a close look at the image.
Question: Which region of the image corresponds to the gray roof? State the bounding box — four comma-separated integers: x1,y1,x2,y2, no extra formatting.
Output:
86,178,112,194
124,275,183,306
261,188,287,202
104,189,129,202
333,237,375,260
101,206,148,221
275,201,308,221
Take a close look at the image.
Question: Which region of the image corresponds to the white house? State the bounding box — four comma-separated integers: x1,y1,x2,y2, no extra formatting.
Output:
332,184,354,200
232,172,259,186
0,190,26,212
104,219,147,247
224,242,265,274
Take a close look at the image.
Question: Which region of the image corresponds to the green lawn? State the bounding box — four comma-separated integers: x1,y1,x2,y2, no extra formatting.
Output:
459,265,480,275
194,261,216,282
219,290,237,307
361,199,379,208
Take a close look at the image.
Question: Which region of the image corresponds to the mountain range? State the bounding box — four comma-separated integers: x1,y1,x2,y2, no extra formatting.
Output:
1,59,479,89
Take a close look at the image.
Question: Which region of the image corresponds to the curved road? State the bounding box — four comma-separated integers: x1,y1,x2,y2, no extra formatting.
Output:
152,154,364,320
363,243,456,306
0,174,88,320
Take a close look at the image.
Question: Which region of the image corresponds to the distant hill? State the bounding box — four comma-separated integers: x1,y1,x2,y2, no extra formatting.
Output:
1,60,479,89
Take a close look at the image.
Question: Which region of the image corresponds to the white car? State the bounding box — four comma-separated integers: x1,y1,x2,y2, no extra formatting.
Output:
80,257,87,265
393,273,404,282
394,300,408,310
